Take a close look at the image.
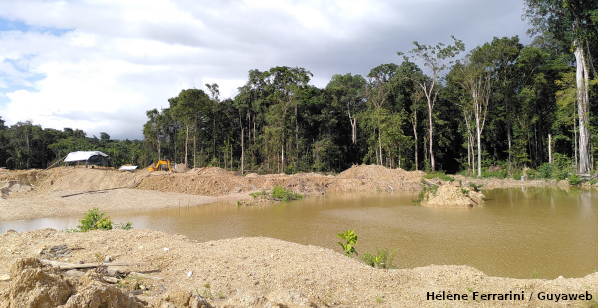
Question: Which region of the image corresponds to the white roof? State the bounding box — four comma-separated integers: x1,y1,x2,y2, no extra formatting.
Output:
118,165,138,170
64,151,109,162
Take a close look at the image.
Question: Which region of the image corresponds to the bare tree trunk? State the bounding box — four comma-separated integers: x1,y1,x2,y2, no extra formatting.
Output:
428,101,435,172
575,36,591,174
548,134,552,164
281,143,285,173
476,113,482,178
411,112,418,171
378,129,383,165
184,124,189,170
348,109,357,144
295,104,299,170
241,127,244,175
507,124,511,175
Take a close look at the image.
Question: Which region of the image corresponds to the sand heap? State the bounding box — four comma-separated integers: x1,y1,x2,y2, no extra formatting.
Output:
0,257,209,308
421,184,485,208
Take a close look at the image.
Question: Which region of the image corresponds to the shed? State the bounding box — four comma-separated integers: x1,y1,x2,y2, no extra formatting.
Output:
64,151,110,167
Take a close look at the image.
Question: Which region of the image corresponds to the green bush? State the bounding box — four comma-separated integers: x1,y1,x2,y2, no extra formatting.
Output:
362,248,396,269
271,185,303,202
480,166,507,179
568,174,581,186
337,229,358,257
423,171,454,182
526,169,537,180
537,163,553,179
468,182,483,192
512,171,523,180
70,208,133,232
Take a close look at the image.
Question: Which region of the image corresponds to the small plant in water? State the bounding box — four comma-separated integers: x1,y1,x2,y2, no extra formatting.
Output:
336,229,358,257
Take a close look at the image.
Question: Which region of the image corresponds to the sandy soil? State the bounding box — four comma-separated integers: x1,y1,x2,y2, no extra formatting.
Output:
1,165,597,307
1,229,597,307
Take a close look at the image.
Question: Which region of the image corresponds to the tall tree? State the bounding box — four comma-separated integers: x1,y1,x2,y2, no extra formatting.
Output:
398,36,465,171
451,44,495,177
524,0,598,173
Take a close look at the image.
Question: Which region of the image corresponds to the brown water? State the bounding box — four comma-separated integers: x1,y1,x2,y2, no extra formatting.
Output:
2,187,597,279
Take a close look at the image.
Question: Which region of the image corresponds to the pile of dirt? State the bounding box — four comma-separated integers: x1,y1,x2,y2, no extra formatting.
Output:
339,164,401,179
0,181,33,198
34,167,141,193
421,184,485,208
0,169,44,187
1,229,597,307
188,167,235,176
0,257,209,308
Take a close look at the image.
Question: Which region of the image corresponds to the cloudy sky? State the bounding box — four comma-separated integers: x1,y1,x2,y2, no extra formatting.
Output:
0,0,533,140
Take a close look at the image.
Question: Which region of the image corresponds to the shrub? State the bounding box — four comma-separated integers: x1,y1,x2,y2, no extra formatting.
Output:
70,207,133,232
271,185,303,202
337,229,358,257
423,171,454,182
413,184,438,205
568,174,581,186
526,169,537,180
537,163,553,179
362,248,396,269
469,182,483,192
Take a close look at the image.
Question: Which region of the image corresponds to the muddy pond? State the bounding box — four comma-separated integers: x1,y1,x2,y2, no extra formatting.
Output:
2,187,597,279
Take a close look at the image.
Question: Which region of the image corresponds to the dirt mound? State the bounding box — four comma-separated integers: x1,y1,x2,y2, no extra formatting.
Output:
421,184,485,208
0,169,44,187
338,164,420,179
34,167,141,192
0,257,208,308
1,181,33,198
188,167,234,176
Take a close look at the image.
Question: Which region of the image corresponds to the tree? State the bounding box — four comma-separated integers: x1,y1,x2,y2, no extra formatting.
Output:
325,74,366,145
451,44,494,177
398,36,465,171
170,89,211,169
524,0,598,173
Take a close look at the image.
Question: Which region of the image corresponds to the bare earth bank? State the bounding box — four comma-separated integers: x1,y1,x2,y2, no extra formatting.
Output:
1,229,597,307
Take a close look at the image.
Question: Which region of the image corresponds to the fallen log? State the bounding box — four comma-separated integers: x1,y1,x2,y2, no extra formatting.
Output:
41,260,149,270
0,274,10,281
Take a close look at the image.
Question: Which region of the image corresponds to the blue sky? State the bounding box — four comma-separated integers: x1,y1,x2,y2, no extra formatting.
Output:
0,0,534,140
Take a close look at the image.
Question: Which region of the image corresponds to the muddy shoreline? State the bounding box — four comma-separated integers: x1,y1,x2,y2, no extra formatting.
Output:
1,165,596,307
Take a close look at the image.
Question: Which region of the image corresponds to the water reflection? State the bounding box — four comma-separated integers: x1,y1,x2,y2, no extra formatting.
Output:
1,188,597,279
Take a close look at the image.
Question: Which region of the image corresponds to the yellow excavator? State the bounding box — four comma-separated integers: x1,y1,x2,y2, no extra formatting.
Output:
148,159,172,172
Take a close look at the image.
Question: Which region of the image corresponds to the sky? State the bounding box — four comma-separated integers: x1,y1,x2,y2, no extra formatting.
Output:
0,0,534,140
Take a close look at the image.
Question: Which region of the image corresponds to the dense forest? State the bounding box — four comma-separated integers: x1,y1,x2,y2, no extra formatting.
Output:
1,0,596,178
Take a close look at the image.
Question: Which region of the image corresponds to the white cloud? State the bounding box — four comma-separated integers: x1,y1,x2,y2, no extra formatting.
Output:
0,0,532,139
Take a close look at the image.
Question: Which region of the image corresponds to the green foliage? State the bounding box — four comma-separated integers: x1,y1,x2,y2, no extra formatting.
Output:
336,229,358,257
70,208,132,232
536,163,553,179
526,169,537,180
362,248,396,269
423,171,454,182
468,183,483,192
568,174,581,186
271,185,303,202
413,184,438,205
